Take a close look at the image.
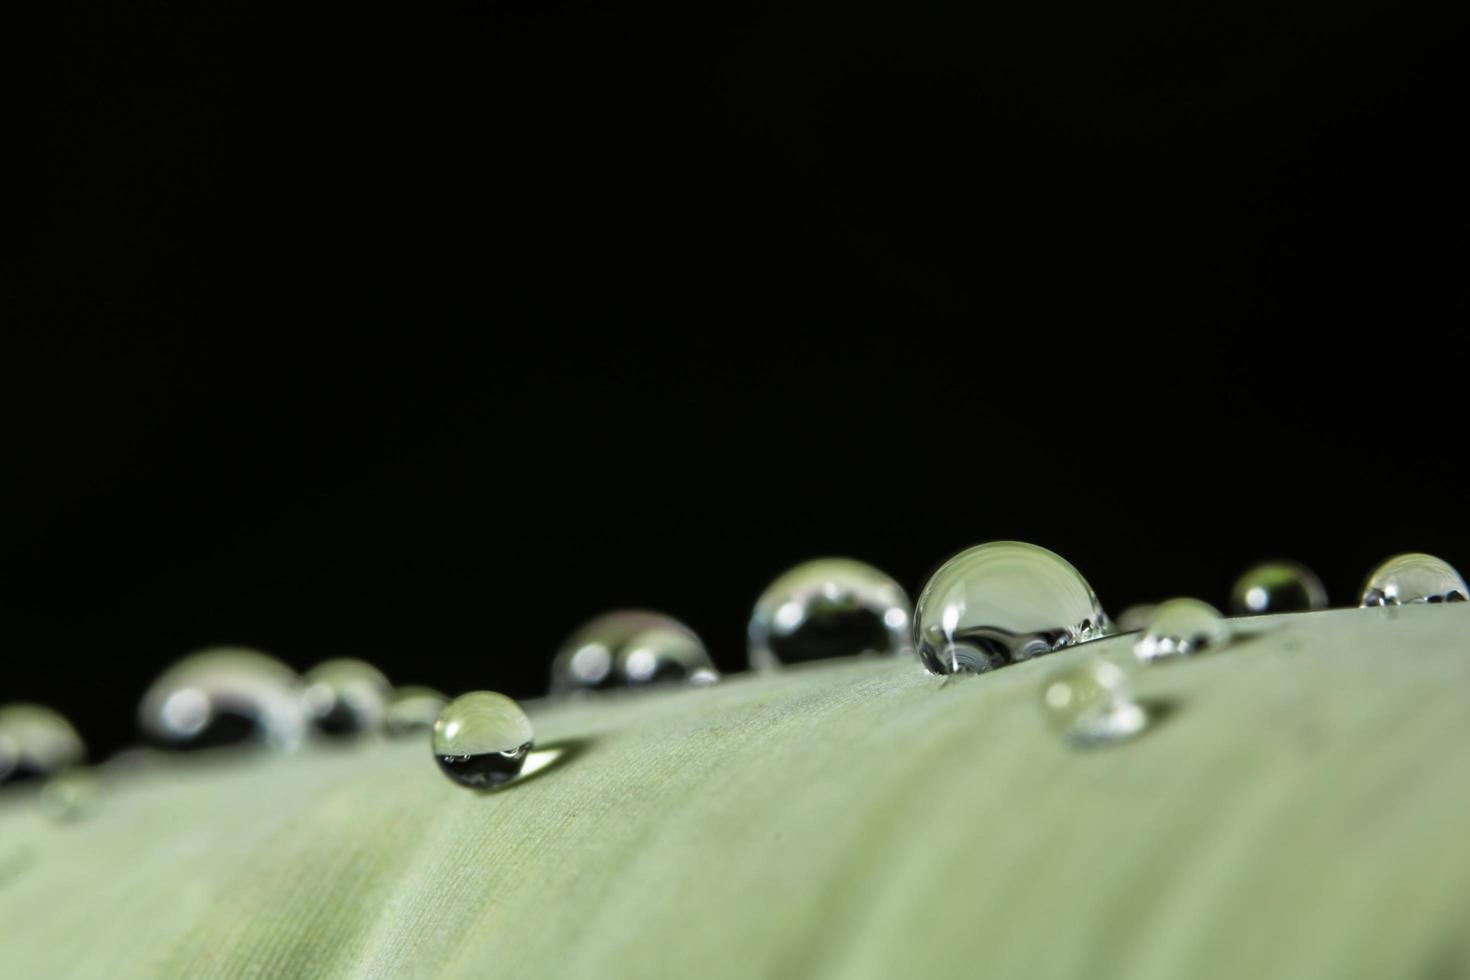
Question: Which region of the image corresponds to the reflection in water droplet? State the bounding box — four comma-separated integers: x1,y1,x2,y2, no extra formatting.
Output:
303,659,392,736
1360,553,1469,607
1115,604,1157,633
39,768,102,823
1041,658,1148,747
1134,598,1232,664
432,692,533,788
384,686,449,737
138,648,308,751
1230,561,1328,615
550,612,718,693
747,558,912,669
0,705,86,783
914,541,1110,675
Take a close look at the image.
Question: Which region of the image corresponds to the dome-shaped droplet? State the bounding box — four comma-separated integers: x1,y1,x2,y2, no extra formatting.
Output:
914,541,1110,675
302,659,392,736
1040,658,1148,747
39,768,103,823
138,647,308,751
747,558,913,669
432,691,533,788
550,611,717,693
1133,598,1232,664
384,686,448,737
1230,560,1328,615
1360,553,1469,607
1115,604,1157,633
0,704,86,783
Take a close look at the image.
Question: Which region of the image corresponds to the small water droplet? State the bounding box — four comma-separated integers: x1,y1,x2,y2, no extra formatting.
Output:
914,541,1110,675
138,648,308,751
1360,553,1469,607
550,612,718,693
384,686,449,737
1134,598,1232,664
1230,561,1328,615
1115,604,1158,633
1040,658,1148,747
0,705,86,783
747,558,913,669
39,768,103,823
302,659,392,736
432,692,533,788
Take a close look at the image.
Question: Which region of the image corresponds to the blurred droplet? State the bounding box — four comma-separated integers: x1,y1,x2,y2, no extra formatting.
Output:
747,558,912,669
550,612,717,693
1360,553,1469,607
1230,561,1328,615
1040,658,1148,747
915,541,1110,675
432,692,533,788
1115,604,1157,633
138,648,308,751
0,705,86,783
1134,598,1232,664
384,686,448,737
39,768,102,823
0,733,16,783
303,659,392,736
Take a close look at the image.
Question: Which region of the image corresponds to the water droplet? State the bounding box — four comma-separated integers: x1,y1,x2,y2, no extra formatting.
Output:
1115,604,1157,633
1040,658,1148,747
747,558,913,669
302,659,392,736
914,541,1110,675
138,647,309,751
39,768,102,823
0,705,86,783
1133,598,1231,663
432,692,533,788
1230,560,1328,615
1360,553,1469,606
550,612,718,693
384,686,448,737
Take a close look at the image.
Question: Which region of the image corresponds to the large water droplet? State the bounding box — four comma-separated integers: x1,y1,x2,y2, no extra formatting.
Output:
0,705,86,783
1040,658,1148,747
914,541,1110,675
1230,560,1328,615
1133,598,1231,663
1360,553,1469,606
384,686,448,737
747,558,912,669
303,659,392,736
432,692,533,788
138,647,308,751
550,612,717,693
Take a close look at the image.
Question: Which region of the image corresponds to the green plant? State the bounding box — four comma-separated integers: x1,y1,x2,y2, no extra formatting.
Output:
3,606,1468,979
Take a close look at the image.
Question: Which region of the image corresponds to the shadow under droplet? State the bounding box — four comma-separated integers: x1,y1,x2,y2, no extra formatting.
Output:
475,737,591,795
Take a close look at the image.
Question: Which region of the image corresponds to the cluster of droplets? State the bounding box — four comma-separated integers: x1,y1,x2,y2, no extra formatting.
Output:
4,548,1466,801
1,646,455,818
134,648,443,751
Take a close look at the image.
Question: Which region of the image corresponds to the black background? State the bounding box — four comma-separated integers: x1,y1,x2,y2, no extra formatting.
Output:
11,0,1467,758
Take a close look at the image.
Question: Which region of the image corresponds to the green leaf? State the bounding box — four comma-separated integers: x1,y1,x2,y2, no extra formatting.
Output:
4,607,1470,979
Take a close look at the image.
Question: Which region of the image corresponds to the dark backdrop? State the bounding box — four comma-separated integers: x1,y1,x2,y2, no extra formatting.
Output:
12,0,1467,758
